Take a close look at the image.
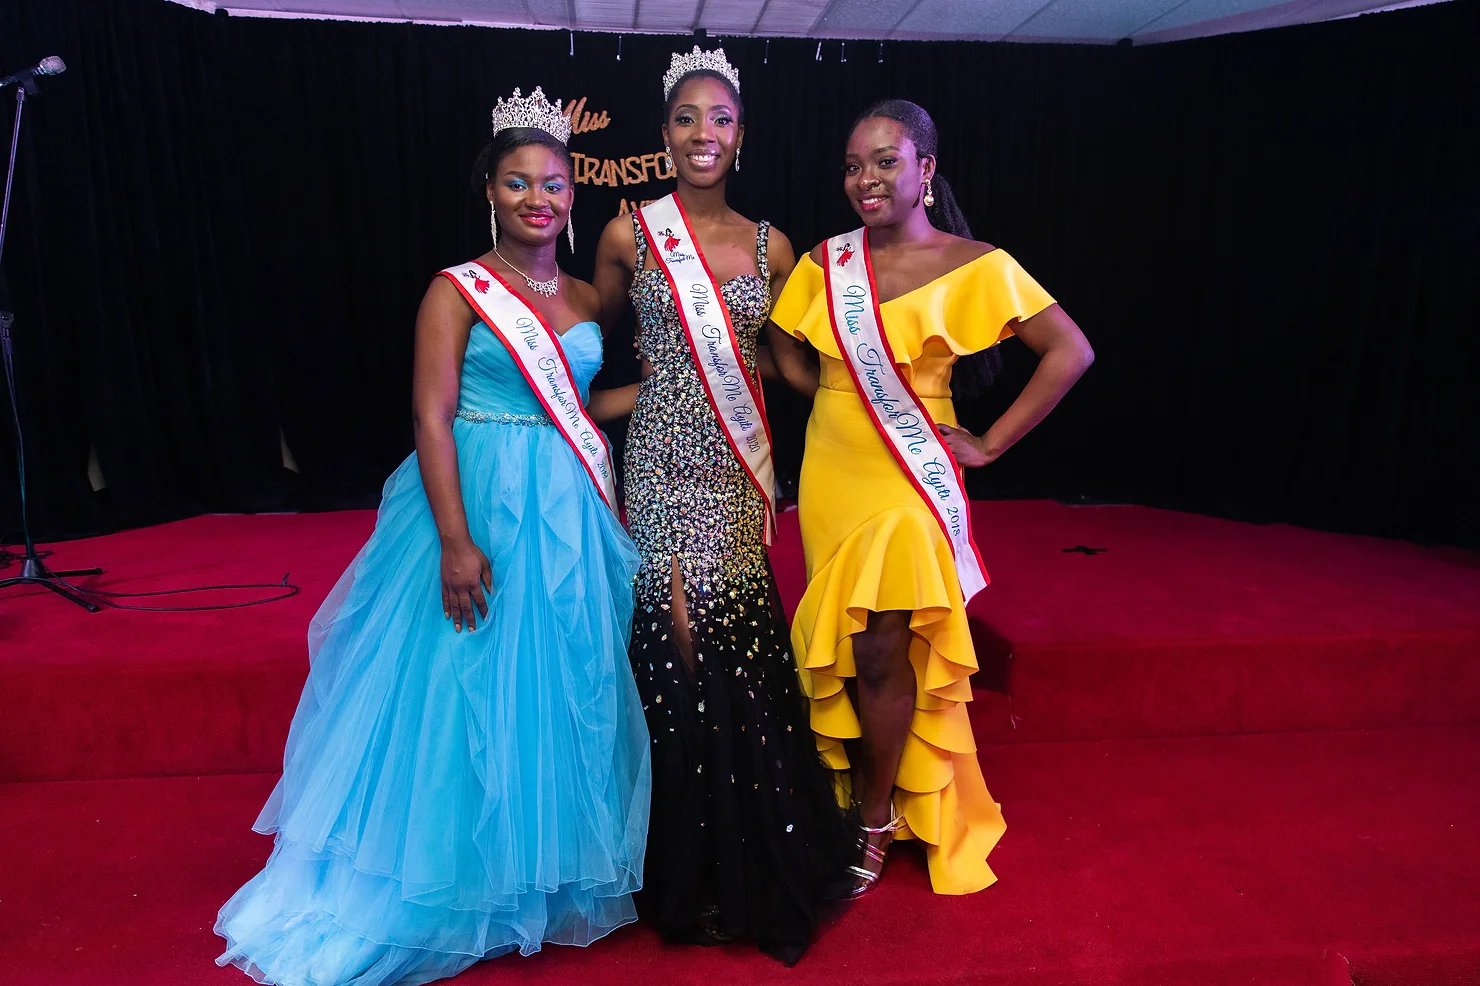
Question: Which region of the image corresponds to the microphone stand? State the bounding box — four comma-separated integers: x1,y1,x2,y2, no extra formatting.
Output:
0,75,103,612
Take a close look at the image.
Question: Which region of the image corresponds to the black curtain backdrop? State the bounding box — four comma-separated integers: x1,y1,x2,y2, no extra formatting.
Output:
1,0,1476,548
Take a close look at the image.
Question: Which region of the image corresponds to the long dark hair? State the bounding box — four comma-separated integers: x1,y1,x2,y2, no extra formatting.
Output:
854,99,1001,398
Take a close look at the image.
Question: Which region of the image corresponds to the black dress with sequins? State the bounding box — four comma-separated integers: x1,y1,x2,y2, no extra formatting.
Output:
624,216,851,965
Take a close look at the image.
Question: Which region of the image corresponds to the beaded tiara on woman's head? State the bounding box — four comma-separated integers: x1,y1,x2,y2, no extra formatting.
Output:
490,86,571,144
661,46,740,100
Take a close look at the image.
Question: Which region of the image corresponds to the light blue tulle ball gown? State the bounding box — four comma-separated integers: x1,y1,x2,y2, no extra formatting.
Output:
215,317,650,986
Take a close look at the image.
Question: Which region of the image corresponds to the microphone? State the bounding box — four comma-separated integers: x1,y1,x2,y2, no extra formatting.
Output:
0,57,67,90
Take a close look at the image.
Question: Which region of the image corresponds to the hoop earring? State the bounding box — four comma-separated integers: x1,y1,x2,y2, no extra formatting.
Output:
490,202,498,248
734,145,741,173
922,179,935,208
567,213,575,253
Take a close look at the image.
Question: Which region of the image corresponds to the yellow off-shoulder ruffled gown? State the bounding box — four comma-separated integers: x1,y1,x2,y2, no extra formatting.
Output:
770,248,1055,895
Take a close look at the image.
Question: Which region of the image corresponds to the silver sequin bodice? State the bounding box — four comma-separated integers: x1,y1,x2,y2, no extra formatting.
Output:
624,219,772,595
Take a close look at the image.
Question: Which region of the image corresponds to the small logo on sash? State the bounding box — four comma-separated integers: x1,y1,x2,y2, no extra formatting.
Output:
656,226,694,263
836,243,855,267
462,269,490,294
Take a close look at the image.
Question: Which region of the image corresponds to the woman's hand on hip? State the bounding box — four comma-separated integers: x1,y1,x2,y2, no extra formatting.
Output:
937,423,995,468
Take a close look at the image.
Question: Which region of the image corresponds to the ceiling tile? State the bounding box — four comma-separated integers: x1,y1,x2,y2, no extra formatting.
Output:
812,0,913,37
576,0,642,29
892,0,1057,41
1002,0,1185,40
695,0,770,34
399,0,534,23
751,0,833,36
635,0,703,31
1135,0,1321,35
1130,0,1437,40
192,0,1454,43
523,0,575,26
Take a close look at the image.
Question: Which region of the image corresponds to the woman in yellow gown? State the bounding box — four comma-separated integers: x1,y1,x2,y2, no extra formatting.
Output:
768,100,1095,896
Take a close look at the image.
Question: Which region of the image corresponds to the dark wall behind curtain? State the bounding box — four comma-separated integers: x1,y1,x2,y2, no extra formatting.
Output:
1,0,1476,547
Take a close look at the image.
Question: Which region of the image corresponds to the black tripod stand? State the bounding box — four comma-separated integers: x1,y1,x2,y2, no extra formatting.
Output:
0,62,102,612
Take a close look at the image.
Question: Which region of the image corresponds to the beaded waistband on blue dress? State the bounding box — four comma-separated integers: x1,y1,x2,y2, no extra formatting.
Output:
455,408,553,426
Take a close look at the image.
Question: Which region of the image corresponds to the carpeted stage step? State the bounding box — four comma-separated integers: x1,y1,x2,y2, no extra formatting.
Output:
957,502,1480,745
5,504,1478,783
6,725,1477,986
6,508,1477,983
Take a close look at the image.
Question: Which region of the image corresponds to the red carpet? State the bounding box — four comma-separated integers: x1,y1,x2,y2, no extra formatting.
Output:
4,502,1480,984
4,727,1476,986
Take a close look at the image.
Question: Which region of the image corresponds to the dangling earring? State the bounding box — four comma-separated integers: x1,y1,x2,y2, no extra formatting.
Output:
735,145,741,173
490,202,498,248
567,213,575,253
923,179,935,208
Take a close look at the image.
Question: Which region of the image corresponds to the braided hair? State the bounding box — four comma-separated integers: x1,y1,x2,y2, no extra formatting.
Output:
853,99,1001,398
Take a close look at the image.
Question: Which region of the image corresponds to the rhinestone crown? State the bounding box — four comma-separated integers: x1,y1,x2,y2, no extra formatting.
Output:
491,86,571,144
661,46,741,100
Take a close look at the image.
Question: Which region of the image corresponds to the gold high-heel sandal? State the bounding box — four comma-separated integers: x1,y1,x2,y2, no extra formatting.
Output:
847,804,902,898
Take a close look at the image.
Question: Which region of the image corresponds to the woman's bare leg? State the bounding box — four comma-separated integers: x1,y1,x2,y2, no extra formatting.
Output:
668,554,696,673
847,609,915,888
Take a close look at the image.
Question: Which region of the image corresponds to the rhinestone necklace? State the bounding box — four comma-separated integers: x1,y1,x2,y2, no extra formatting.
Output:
494,248,559,298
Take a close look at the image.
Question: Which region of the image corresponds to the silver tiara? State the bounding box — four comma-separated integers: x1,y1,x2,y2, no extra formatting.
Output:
661,46,740,100
491,86,571,144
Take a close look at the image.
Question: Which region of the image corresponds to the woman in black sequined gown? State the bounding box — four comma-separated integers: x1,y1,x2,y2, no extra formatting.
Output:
592,53,851,965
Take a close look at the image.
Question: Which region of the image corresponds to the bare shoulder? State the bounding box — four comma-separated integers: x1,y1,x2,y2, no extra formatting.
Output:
417,273,477,334
600,210,635,238
567,276,601,318
942,233,997,265
763,225,798,287
807,241,828,267
421,271,469,311
598,211,638,262
766,224,795,256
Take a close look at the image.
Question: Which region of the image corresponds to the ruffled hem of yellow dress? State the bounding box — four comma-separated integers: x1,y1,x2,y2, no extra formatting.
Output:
789,505,1006,896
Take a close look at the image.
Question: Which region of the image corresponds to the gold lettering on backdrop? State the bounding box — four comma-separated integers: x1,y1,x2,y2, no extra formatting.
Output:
572,151,675,188
616,198,661,215
563,100,673,217
562,96,610,135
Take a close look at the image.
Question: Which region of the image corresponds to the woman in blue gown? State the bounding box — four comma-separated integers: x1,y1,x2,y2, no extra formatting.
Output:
215,88,650,986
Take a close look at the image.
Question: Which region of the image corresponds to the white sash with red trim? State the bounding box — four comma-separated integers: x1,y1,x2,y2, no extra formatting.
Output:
439,261,618,512
822,229,989,600
635,193,777,542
